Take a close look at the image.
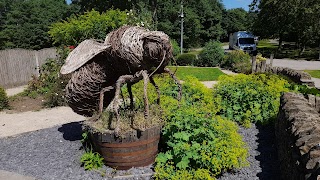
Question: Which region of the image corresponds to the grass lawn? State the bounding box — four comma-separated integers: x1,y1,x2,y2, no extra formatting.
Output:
168,66,225,81
305,70,320,78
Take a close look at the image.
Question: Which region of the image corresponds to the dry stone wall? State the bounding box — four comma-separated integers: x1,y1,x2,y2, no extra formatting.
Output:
276,92,320,180
266,66,315,87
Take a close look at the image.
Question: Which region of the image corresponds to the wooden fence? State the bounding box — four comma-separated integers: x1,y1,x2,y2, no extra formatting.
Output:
0,48,57,88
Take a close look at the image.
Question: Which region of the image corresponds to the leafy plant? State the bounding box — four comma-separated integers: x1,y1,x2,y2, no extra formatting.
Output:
213,74,289,125
196,41,224,67
80,150,104,171
25,47,71,107
222,50,251,73
154,114,248,179
126,75,247,179
288,84,320,96
0,86,9,111
176,53,197,66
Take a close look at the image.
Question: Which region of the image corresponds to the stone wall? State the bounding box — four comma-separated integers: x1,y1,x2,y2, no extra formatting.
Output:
276,92,320,180
266,66,315,87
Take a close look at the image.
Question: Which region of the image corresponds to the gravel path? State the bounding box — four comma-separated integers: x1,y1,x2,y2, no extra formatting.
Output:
0,122,154,180
0,122,280,180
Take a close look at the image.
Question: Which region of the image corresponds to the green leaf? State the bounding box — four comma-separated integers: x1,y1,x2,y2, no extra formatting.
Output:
176,157,190,169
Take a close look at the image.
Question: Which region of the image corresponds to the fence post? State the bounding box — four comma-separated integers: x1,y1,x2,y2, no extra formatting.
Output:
261,60,266,73
35,50,40,77
251,55,257,73
270,53,274,67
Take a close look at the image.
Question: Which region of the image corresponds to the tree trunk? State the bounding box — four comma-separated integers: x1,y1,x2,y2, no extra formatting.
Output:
278,32,283,50
299,44,305,56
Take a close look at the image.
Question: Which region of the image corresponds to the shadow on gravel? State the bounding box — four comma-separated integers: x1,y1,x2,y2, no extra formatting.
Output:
256,124,281,180
58,122,83,141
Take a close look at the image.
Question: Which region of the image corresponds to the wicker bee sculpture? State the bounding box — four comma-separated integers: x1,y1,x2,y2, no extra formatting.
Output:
60,26,181,134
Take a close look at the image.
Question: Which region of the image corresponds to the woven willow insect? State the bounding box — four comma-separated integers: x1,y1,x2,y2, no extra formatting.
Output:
60,26,181,134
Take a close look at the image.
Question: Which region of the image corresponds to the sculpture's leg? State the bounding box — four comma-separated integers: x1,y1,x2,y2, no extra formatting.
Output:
113,71,145,135
127,83,134,110
150,76,160,105
164,68,182,101
88,85,114,122
142,70,149,121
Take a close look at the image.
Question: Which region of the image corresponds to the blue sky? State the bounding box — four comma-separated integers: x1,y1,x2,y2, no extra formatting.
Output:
222,0,251,11
66,0,251,11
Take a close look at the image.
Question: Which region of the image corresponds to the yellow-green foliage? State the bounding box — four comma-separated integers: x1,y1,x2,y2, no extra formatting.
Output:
213,74,289,125
256,54,267,63
0,86,9,110
124,75,247,179
49,9,127,46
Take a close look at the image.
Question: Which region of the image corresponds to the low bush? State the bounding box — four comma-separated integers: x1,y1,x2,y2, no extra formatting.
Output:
126,75,248,179
0,86,9,110
25,47,70,107
196,41,224,67
222,50,251,73
213,74,289,126
288,84,320,96
176,53,197,66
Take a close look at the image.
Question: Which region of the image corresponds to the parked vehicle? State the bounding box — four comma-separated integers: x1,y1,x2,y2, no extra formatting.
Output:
229,31,257,55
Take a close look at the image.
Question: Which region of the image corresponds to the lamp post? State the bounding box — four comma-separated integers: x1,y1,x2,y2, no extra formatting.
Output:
179,1,184,54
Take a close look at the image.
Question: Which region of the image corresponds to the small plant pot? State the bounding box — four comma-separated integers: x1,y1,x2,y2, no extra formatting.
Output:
89,125,161,170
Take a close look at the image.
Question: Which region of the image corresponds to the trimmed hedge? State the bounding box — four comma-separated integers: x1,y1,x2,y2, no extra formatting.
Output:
176,53,197,66
196,41,224,67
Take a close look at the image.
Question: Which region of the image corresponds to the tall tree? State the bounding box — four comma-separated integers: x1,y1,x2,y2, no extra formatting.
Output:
1,0,69,49
71,0,225,48
222,8,248,40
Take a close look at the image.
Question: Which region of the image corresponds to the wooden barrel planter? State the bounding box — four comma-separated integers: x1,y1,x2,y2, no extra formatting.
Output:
90,125,161,170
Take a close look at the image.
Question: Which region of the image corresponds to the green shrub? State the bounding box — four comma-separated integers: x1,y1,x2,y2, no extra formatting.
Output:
196,41,224,67
213,74,289,125
170,39,181,58
154,114,248,179
176,53,197,66
222,50,251,73
25,47,70,107
289,84,320,96
126,75,247,179
0,86,9,110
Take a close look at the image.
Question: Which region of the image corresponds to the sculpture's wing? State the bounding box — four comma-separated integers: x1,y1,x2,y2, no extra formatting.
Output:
60,39,111,74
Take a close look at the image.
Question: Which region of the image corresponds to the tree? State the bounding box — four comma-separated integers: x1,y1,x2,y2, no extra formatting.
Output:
49,9,128,46
221,8,248,40
1,0,69,49
156,0,224,48
251,0,320,52
71,0,225,48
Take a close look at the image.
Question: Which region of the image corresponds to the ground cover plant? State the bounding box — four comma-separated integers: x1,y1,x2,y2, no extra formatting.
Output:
213,74,289,126
167,66,225,81
127,75,248,179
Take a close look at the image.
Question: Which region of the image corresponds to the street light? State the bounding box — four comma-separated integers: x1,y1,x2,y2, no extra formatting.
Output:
179,1,184,54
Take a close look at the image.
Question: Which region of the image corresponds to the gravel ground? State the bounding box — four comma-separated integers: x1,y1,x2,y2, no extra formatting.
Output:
0,122,281,180
219,124,281,180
